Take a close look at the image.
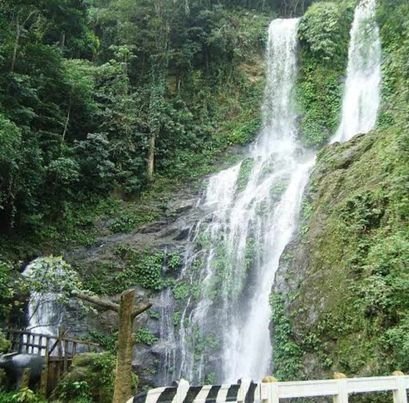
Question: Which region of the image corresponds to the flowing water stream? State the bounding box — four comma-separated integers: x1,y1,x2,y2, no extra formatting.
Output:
332,0,381,143
161,0,382,385
22,259,65,354
164,18,314,384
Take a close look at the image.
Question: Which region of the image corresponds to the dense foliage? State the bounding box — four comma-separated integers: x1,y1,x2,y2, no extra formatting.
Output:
0,0,273,250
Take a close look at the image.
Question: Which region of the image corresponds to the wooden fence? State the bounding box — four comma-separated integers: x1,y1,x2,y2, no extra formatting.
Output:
127,375,409,403
5,328,100,394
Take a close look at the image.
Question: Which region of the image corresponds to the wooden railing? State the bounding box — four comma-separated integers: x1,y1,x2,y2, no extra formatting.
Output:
127,375,409,403
5,328,100,395
6,328,100,357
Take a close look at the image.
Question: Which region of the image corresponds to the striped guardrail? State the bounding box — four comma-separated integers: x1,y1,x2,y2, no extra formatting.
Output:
127,374,409,403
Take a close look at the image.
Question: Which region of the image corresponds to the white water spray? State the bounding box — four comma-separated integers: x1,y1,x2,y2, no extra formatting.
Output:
171,18,314,384
161,0,382,385
332,0,381,143
22,259,64,354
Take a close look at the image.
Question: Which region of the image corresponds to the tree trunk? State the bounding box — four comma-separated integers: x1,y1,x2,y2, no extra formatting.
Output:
11,17,21,73
147,132,156,182
11,11,36,73
62,102,71,144
112,290,136,403
74,289,151,403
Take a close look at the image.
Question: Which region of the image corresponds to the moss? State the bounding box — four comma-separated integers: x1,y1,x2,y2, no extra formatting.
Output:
274,0,409,378
79,249,174,295
296,0,355,148
276,129,409,378
236,158,255,193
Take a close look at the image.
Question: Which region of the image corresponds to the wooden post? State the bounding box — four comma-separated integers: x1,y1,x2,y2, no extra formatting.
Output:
63,339,69,372
112,290,136,403
261,376,279,403
73,289,151,403
20,368,31,389
392,371,408,403
39,368,48,397
333,373,348,403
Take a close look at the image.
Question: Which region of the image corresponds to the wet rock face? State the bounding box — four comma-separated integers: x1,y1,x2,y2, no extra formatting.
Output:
60,186,204,388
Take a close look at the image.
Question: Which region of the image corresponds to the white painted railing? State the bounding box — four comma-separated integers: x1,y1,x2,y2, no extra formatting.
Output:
128,374,409,403
259,375,409,403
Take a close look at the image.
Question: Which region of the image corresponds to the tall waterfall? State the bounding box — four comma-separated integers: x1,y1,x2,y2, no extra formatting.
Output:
332,0,381,143
167,18,314,384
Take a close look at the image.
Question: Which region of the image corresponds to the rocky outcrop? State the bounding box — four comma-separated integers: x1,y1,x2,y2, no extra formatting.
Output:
59,180,212,387
272,126,409,380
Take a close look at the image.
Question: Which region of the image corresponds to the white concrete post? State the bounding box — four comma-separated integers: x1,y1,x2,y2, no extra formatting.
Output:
393,372,408,403
333,373,348,403
261,376,279,403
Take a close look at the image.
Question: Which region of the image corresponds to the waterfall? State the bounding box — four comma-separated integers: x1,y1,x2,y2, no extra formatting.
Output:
167,18,314,384
22,259,65,354
331,0,381,143
160,0,382,384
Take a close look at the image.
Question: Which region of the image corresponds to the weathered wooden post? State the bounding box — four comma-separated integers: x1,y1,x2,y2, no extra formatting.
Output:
74,289,152,403
112,290,136,403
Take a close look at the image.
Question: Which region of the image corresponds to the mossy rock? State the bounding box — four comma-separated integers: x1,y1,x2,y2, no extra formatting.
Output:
54,352,117,403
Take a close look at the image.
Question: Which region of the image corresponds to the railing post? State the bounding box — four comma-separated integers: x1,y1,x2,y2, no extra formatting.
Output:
261,376,279,403
392,371,408,403
333,373,348,403
174,379,190,403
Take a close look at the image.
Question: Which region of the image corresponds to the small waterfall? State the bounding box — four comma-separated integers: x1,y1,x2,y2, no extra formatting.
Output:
159,288,177,385
22,259,65,354
166,18,314,384
332,0,381,143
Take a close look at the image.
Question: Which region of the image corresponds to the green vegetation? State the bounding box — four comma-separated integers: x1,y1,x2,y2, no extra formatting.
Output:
79,249,181,295
54,352,116,403
270,295,302,380
0,330,10,353
0,0,271,258
135,328,158,346
0,389,46,403
0,260,25,322
296,0,355,147
1,0,409,397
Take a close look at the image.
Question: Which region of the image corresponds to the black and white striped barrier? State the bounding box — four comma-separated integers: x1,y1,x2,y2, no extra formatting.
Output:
127,379,258,403
127,374,409,403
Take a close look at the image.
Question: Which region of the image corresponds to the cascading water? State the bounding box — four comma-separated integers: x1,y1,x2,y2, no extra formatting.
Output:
159,0,382,385
165,18,314,384
22,258,65,354
331,0,381,143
